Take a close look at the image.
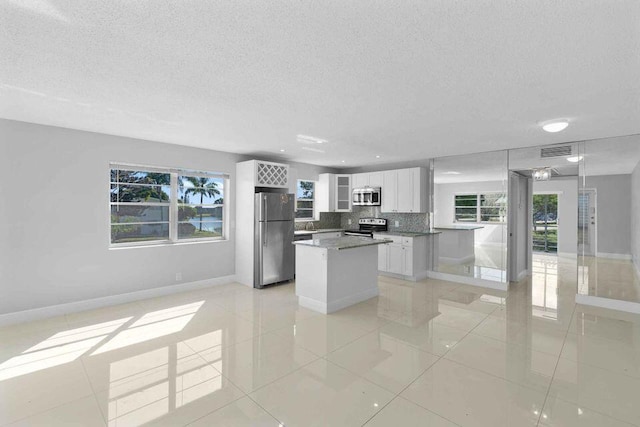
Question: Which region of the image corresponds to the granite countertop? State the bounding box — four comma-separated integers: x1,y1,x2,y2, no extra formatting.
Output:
373,230,442,237
435,225,484,231
293,236,392,250
293,228,344,236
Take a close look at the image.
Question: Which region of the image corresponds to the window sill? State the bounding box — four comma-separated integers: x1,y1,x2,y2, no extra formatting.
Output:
109,238,228,250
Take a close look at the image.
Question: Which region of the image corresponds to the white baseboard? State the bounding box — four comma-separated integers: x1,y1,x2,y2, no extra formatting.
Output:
596,252,632,260
426,271,509,291
298,288,379,314
575,294,640,314
378,270,430,282
0,275,237,327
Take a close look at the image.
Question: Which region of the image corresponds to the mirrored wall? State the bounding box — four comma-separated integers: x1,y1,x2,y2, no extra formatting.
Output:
577,135,640,305
432,150,509,283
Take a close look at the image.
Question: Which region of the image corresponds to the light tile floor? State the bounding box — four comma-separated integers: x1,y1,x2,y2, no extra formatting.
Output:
578,255,640,303
1,261,640,426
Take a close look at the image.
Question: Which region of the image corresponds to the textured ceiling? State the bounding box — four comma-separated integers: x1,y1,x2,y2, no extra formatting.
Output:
2,1,640,167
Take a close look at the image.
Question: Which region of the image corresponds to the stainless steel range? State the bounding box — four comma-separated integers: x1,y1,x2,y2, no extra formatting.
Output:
344,218,388,238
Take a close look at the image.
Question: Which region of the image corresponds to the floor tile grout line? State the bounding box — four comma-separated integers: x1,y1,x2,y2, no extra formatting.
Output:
534,303,578,425
79,357,109,426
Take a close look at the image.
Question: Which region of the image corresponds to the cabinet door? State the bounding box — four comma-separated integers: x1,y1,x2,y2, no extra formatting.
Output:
402,245,413,276
352,173,368,189
369,172,383,188
335,175,351,212
378,244,388,272
396,169,414,212
387,244,404,274
411,168,425,213
381,170,397,213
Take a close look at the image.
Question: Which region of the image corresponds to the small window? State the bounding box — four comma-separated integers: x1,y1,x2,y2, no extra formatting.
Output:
110,169,171,244
178,175,224,240
110,165,227,246
454,193,506,223
296,180,315,220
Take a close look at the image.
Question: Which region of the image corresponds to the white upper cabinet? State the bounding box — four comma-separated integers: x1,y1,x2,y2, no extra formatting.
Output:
369,172,383,187
317,173,352,214
352,171,382,189
335,174,352,211
382,170,398,212
352,173,368,189
381,167,426,213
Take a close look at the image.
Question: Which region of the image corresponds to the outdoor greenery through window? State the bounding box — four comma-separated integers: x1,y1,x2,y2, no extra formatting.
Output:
454,193,506,223
296,180,315,220
110,165,226,245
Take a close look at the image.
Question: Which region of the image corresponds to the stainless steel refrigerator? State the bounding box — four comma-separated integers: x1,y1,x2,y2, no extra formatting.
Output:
254,192,295,288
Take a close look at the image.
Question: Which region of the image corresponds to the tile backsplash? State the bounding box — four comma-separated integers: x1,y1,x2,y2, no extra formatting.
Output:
299,208,431,232
339,206,430,232
294,212,342,230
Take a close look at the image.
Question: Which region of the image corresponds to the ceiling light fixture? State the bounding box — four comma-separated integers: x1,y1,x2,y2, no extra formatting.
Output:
375,155,381,159
341,160,345,163
296,134,327,144
533,167,552,181
279,149,285,152
541,119,569,133
566,155,583,163
443,171,461,175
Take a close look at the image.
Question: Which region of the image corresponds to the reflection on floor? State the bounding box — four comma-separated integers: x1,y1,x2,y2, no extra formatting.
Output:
578,256,640,303
1,265,640,426
438,243,508,282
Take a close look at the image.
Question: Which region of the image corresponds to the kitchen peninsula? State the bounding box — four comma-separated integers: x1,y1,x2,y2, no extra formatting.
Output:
293,236,391,313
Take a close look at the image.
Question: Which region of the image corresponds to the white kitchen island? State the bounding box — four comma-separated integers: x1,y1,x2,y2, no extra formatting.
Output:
293,236,391,314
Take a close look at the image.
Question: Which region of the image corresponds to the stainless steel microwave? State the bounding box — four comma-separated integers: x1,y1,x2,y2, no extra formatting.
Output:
352,187,381,206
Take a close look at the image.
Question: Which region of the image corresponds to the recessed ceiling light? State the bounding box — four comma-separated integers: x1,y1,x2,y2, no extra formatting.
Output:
566,155,583,163
541,120,569,133
376,155,380,158
341,160,345,163
279,149,285,152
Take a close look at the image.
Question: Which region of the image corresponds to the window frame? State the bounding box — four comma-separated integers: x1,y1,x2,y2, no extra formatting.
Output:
110,163,229,248
453,192,506,224
295,179,316,222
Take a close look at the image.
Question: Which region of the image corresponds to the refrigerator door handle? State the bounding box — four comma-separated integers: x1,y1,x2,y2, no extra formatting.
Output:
264,196,268,246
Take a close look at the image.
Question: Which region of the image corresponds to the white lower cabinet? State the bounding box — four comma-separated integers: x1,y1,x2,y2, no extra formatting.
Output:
375,234,428,281
387,244,404,275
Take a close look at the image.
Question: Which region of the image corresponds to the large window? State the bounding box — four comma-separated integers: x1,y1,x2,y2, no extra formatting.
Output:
296,180,315,220
110,165,226,245
454,192,506,223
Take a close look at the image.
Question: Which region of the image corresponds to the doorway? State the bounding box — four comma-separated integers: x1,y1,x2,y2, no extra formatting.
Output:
532,193,558,254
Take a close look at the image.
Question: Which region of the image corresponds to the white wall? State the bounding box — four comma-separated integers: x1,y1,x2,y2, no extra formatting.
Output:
533,177,578,255
0,119,332,316
434,180,506,245
632,162,640,273
585,174,632,257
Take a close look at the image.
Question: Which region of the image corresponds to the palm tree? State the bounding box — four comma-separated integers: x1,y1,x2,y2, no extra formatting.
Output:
183,177,220,231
